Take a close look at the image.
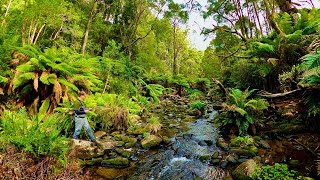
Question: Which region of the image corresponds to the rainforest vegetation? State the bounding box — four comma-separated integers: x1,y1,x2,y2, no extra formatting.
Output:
0,0,320,179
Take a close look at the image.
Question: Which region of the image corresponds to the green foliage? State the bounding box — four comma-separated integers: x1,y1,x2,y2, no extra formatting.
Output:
230,59,272,89
218,88,268,135
190,100,206,111
170,74,190,88
249,42,276,57
186,89,204,101
252,163,298,180
0,106,69,164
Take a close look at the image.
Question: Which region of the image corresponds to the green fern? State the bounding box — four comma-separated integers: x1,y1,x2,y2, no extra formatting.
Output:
218,88,268,135
0,107,69,163
277,12,294,34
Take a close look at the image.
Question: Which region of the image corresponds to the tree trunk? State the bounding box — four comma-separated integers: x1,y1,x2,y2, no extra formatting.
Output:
263,0,285,36
253,1,263,36
173,19,178,76
2,0,12,26
81,0,97,56
33,23,46,44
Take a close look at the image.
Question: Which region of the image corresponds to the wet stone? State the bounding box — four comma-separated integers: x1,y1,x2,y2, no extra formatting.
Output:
212,151,219,159
210,159,220,165
220,160,228,169
227,155,237,164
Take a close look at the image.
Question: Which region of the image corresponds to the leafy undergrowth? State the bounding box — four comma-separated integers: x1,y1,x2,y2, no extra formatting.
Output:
0,145,90,180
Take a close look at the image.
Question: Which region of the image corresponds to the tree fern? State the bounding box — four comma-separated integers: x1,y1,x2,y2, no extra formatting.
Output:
8,46,101,112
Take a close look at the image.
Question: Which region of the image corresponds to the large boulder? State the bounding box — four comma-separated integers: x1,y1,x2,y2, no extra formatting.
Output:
232,159,260,180
71,139,118,159
71,139,104,159
141,135,162,149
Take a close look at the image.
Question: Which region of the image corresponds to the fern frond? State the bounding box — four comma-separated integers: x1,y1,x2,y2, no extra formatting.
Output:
250,42,275,57
38,97,50,121
16,63,35,73
40,71,50,85
300,52,320,71
13,72,35,90
278,12,294,34
30,58,46,71
51,63,73,76
235,107,246,116
58,77,79,92
302,66,320,77
48,74,57,84
285,30,302,43
0,76,8,83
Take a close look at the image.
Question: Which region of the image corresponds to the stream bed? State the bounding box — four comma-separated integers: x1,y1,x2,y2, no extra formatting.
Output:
129,110,220,180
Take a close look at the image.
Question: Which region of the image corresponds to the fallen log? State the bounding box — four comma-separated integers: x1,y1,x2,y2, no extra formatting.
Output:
212,78,228,95
258,89,302,98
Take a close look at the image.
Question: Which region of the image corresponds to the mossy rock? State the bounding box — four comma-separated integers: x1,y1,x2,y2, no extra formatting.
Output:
232,159,261,180
124,138,137,148
82,157,103,166
112,134,122,141
244,145,258,154
210,159,220,165
128,127,147,135
121,135,130,142
230,148,256,157
217,138,228,150
212,151,219,159
199,154,212,162
227,155,238,163
117,141,125,147
257,140,270,149
111,131,120,137
96,166,133,179
141,135,162,149
162,136,171,144
115,148,132,158
101,157,130,168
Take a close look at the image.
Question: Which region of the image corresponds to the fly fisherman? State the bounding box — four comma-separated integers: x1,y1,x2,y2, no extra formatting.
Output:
73,90,98,142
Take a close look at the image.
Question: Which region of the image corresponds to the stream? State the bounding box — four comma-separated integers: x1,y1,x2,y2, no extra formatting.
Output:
128,109,221,180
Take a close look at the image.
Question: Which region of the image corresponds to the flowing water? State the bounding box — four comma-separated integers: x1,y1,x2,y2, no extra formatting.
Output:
129,110,220,180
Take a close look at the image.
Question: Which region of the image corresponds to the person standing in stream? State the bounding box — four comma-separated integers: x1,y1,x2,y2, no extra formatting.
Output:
73,90,97,142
